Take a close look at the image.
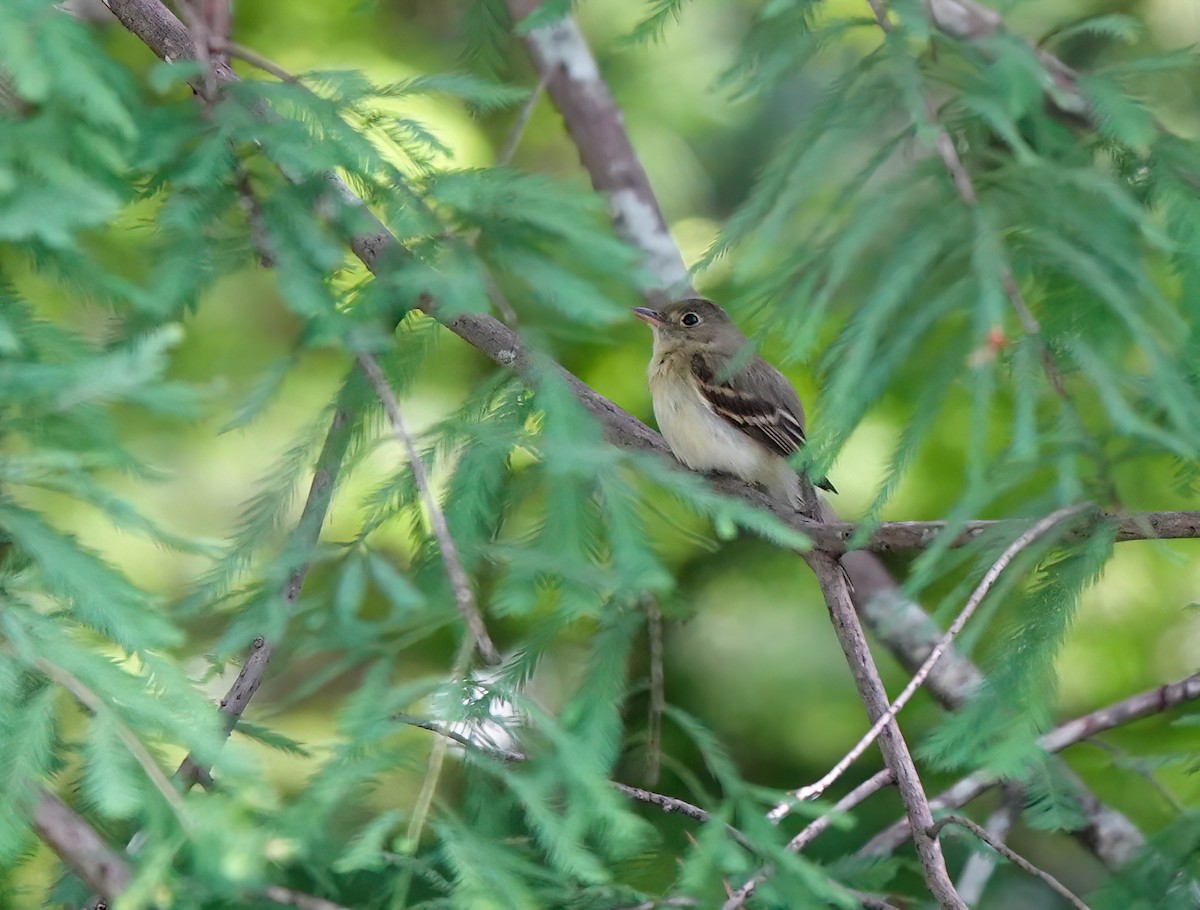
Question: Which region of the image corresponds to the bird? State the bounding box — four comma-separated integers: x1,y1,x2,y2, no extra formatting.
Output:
633,297,836,511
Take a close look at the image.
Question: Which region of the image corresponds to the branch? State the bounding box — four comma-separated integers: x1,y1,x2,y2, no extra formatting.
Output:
923,0,1089,121
402,713,758,852
32,792,132,900
771,505,1088,815
795,509,1200,555
928,814,1092,910
499,0,1144,877
34,657,185,817
175,378,359,789
862,670,1200,857
955,798,1018,905
356,352,500,664
724,770,896,909
32,791,346,910
800,551,966,910
504,0,690,293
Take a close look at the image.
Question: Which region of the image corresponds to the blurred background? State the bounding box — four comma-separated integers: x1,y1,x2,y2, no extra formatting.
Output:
20,0,1200,906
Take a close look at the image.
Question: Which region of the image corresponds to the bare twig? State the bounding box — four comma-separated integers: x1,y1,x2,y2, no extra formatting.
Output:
791,769,894,853
745,670,1200,904
862,670,1200,857
772,505,1088,816
956,798,1018,905
402,711,758,852
801,550,966,910
497,74,546,167
35,658,186,817
175,380,358,789
789,509,1200,555
211,37,299,84
356,352,500,664
396,714,526,763
644,596,666,786
929,814,1092,910
725,770,897,909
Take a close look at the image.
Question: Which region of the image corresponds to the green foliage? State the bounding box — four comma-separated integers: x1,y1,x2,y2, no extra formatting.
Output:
921,528,1115,779
1091,813,1200,910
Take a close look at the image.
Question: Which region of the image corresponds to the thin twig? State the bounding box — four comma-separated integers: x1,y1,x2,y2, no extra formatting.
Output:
791,770,894,852
956,797,1019,905
391,638,477,910
771,504,1088,817
402,711,757,851
175,379,359,789
801,551,966,910
212,37,300,84
723,766,900,910
396,713,526,762
1083,738,1186,813
36,658,186,817
929,814,1092,910
644,596,666,786
356,351,500,664
497,74,546,167
790,509,1200,555
862,670,1200,856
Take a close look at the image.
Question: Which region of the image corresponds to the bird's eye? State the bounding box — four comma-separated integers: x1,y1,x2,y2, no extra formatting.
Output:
681,312,700,327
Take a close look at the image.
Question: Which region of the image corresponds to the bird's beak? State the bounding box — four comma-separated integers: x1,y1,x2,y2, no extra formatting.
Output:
631,306,665,327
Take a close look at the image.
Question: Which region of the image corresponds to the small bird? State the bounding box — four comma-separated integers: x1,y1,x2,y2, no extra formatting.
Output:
633,298,836,510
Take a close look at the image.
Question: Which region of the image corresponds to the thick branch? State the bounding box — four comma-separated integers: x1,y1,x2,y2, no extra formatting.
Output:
504,0,690,293
32,792,132,900
33,791,345,910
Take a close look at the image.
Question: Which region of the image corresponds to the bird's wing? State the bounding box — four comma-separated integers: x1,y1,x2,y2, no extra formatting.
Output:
689,351,808,459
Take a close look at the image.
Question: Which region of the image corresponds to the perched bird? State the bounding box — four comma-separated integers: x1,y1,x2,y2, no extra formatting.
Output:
633,298,836,511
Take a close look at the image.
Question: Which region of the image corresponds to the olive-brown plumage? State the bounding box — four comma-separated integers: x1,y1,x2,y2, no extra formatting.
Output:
633,298,835,507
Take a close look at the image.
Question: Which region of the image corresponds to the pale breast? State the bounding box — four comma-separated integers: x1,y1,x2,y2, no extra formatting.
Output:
648,356,777,485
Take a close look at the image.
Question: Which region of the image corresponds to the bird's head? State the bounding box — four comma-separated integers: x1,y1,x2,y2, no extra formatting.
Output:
632,298,743,353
